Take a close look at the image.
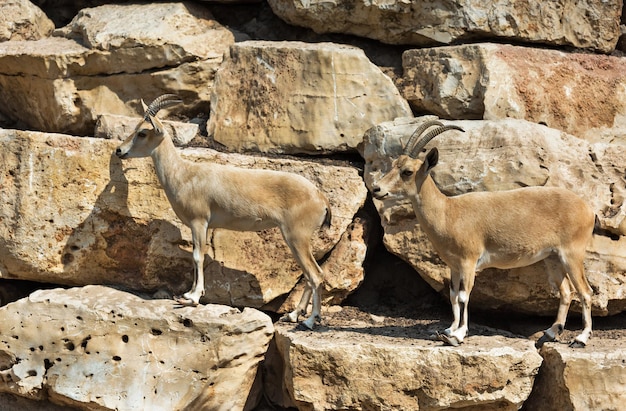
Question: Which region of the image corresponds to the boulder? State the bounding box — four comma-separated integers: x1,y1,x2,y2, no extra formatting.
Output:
0,129,368,309
0,2,234,135
94,114,199,145
0,0,55,41
0,285,274,410
267,0,621,52
362,117,626,316
526,340,626,410
267,321,543,410
402,43,626,144
207,41,411,155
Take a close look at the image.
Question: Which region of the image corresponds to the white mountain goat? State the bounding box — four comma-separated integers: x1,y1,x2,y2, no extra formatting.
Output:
115,95,332,329
370,120,596,348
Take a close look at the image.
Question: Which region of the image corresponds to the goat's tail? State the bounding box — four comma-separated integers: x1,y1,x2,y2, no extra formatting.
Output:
322,195,332,229
593,215,620,240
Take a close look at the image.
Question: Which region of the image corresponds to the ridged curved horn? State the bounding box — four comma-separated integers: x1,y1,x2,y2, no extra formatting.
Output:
403,120,444,156
144,94,183,120
408,125,465,158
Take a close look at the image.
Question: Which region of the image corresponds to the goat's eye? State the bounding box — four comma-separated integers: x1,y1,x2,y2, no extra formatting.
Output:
137,131,147,138
401,169,413,178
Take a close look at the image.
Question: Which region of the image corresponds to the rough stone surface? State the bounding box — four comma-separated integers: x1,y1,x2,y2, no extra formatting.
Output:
207,41,411,155
526,341,626,410
0,0,55,41
0,285,274,411
0,2,234,135
402,43,626,144
362,117,626,316
0,129,368,309
268,0,622,52
267,321,543,410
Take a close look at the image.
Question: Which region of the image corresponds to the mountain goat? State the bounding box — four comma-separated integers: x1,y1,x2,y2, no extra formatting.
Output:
115,94,332,329
370,120,596,348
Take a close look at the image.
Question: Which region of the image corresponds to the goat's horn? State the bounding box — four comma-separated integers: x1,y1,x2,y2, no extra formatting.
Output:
408,124,465,158
144,94,183,120
403,120,444,156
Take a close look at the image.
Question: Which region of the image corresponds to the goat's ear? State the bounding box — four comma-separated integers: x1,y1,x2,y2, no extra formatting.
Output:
149,114,165,135
141,99,148,113
425,148,439,171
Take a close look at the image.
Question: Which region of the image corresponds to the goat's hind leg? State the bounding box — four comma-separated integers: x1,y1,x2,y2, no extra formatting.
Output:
536,259,572,348
564,253,593,348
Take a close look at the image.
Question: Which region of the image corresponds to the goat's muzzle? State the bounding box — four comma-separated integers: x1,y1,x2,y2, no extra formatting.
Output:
115,147,128,159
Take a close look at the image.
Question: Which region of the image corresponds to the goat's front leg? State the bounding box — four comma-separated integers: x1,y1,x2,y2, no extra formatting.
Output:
181,220,208,306
440,266,474,346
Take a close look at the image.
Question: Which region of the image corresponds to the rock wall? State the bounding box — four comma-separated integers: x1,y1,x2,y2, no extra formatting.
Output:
0,0,625,410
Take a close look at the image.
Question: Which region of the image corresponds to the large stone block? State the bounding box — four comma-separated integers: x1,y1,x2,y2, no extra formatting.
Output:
268,0,621,52
0,2,233,135
207,41,411,155
0,286,274,410
402,43,626,144
0,129,368,309
362,117,626,316
0,0,54,41
267,321,542,410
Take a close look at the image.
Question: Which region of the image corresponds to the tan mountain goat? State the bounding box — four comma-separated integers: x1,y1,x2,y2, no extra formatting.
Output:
370,120,596,348
115,95,332,329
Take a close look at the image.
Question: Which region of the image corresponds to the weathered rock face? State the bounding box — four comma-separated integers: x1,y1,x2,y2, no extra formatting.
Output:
0,129,368,309
267,322,543,410
526,341,626,410
362,117,626,316
0,2,234,135
402,43,626,145
268,0,622,52
0,285,274,411
0,0,54,41
207,41,411,155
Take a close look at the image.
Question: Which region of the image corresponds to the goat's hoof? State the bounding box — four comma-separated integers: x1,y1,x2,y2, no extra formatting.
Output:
568,340,586,349
535,333,555,349
173,295,199,307
436,331,461,347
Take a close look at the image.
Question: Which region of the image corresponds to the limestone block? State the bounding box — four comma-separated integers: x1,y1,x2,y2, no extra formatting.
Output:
0,2,234,135
403,43,626,144
362,117,626,316
0,0,55,41
207,41,411,155
95,114,199,145
268,0,621,52
526,341,626,410
0,129,368,309
0,285,274,411
267,322,542,410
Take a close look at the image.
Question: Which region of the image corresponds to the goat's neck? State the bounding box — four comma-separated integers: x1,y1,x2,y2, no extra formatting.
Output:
150,136,188,194
411,175,448,233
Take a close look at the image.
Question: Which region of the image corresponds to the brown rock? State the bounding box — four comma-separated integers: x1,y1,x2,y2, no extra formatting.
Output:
0,285,274,410
0,0,54,42
208,41,411,155
403,43,626,144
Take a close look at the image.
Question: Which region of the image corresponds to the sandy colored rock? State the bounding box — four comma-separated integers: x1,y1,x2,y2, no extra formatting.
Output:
208,41,411,155
0,286,274,410
0,0,54,42
94,114,199,145
362,117,626,316
403,43,626,144
526,340,626,410
0,2,233,135
267,321,542,410
0,129,368,309
268,0,621,52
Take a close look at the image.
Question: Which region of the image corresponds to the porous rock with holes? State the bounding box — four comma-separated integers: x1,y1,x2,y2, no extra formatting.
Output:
0,285,273,410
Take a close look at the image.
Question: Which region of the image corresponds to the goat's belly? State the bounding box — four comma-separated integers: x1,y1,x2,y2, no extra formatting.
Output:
476,248,554,271
209,216,277,232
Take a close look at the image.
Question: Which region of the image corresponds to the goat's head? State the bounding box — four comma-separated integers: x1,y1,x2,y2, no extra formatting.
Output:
115,94,182,159
370,120,464,200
